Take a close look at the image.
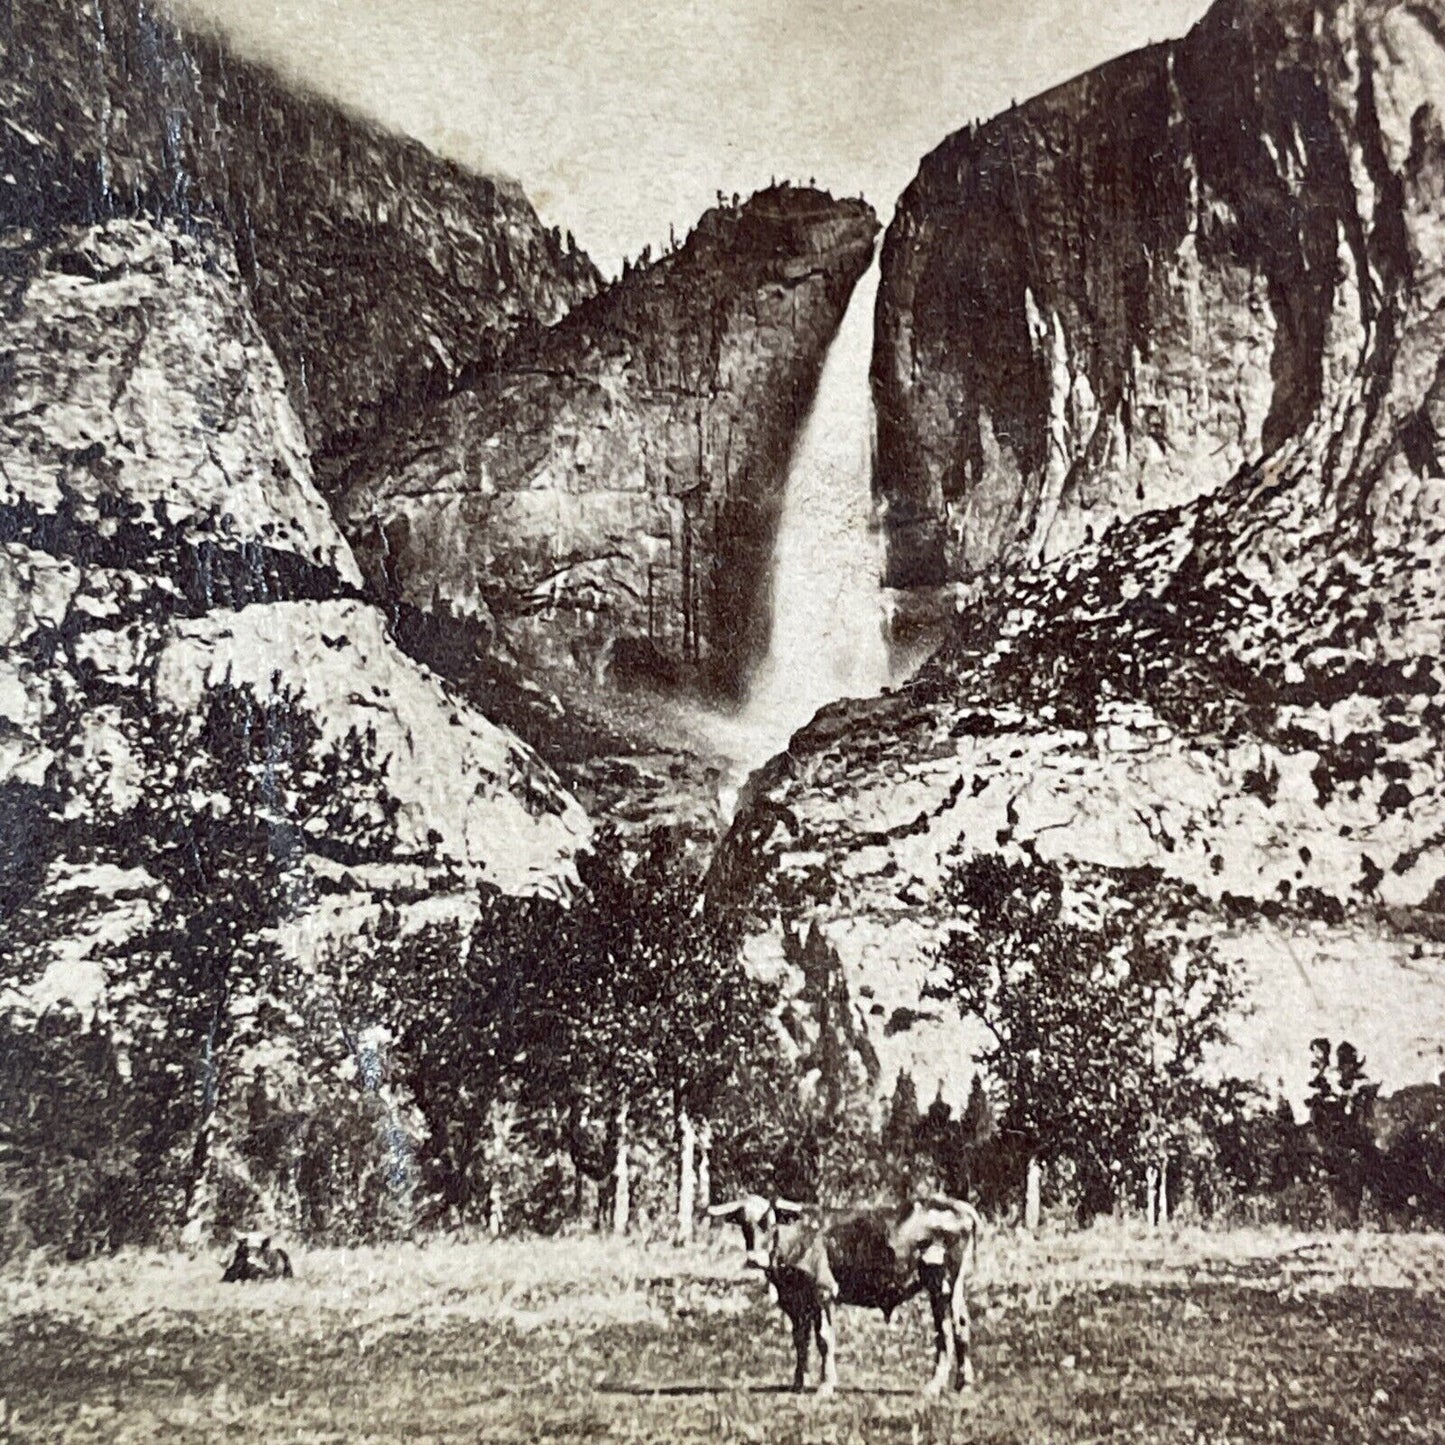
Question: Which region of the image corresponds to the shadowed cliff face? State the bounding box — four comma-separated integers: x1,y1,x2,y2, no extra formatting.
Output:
0,0,600,466
338,187,878,702
873,0,1434,586
724,0,1445,1102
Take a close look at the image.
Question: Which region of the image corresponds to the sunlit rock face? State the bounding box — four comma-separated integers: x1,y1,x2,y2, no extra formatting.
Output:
338,187,878,701
873,0,1441,587
1,0,600,467
0,219,589,1029
723,0,1445,1104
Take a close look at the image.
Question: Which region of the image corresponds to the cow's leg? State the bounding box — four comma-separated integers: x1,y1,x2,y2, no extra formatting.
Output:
922,1263,955,1396
951,1262,974,1390
814,1299,837,1396
787,1305,812,1393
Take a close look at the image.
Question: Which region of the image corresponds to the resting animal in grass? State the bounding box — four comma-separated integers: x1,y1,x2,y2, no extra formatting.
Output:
708,1194,979,1395
222,1235,294,1282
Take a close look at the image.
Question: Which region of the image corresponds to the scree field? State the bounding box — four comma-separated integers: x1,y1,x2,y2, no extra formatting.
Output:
3,1225,1444,1443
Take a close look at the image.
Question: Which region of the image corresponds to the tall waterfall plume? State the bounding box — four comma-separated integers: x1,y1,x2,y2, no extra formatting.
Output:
714,258,891,803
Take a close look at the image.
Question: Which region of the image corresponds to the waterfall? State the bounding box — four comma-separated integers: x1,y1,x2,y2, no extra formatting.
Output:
713,257,891,805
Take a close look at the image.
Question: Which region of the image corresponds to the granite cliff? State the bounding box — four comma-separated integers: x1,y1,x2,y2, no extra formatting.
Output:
0,1,599,1242
1,0,599,467
0,214,591,1242
724,0,1445,1103
339,187,878,702
873,0,1438,586
0,214,588,1003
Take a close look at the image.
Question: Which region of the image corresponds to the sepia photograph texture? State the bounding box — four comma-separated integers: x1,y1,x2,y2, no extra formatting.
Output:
2,0,1445,1438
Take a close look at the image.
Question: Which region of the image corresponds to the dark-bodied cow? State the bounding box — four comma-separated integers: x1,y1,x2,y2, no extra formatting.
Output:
222,1235,294,1282
708,1193,979,1395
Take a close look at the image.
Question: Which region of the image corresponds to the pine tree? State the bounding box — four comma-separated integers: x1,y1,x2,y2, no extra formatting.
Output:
113,683,313,1241
1265,1092,1306,1194
1307,1037,1336,1128
882,1070,922,1168
1303,1039,1379,1226
1336,1042,1367,1099
915,1087,968,1195
962,1074,996,1148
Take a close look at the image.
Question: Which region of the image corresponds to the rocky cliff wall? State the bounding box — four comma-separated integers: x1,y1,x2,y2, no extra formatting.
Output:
0,217,589,1030
873,0,1436,586
726,0,1445,1103
339,187,878,700
1,0,599,467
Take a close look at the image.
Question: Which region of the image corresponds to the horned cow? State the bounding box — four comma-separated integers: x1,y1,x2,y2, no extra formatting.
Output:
708,1193,980,1395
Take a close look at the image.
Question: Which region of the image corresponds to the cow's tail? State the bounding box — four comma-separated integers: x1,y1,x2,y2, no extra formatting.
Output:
960,1203,980,1279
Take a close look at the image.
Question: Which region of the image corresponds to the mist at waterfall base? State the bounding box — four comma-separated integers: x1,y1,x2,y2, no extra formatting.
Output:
707,261,893,815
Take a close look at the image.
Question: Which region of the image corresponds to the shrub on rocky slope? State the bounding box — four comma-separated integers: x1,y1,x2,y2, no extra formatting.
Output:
0,218,588,1251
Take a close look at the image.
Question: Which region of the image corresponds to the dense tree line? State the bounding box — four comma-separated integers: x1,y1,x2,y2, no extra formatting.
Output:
910,846,1445,1229
0,672,881,1253
0,681,404,1255
8,721,1445,1256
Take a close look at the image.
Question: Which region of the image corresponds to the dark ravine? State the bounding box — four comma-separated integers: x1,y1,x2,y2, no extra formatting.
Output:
724,0,1445,1101
873,0,1430,587
338,186,878,703
1,0,600,466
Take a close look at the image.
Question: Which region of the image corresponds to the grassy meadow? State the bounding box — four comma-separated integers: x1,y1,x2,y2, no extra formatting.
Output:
2,1224,1444,1442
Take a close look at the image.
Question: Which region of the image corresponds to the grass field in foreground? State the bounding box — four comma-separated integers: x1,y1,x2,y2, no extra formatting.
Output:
3,1225,1445,1442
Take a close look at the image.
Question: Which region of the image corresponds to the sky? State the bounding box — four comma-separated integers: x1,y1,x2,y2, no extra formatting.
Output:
175,0,1212,276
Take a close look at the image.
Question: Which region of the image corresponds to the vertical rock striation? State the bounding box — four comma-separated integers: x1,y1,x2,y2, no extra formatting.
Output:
873,0,1437,586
